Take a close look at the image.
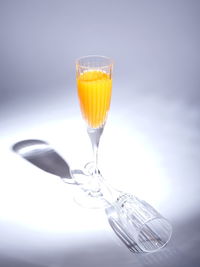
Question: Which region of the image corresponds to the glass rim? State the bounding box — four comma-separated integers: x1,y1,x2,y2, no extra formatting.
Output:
136,217,172,252
76,55,114,68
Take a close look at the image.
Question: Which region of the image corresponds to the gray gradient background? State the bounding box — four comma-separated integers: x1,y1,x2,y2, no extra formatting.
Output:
0,0,200,266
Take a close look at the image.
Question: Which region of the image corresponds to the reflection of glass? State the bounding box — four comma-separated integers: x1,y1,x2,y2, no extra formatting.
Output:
76,55,113,207
115,194,172,252
13,139,172,251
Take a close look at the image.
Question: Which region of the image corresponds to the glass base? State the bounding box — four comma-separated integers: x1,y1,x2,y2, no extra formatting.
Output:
84,161,100,175
73,187,110,209
72,162,110,209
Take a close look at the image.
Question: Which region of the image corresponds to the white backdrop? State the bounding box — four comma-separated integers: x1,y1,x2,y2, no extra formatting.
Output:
0,1,200,266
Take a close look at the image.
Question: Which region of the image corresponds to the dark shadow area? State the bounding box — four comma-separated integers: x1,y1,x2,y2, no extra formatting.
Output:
0,255,47,267
12,139,75,184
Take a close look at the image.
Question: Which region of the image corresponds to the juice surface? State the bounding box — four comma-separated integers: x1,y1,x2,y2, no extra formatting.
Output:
77,70,112,128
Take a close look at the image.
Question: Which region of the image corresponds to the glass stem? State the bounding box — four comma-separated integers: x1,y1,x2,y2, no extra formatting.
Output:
87,126,104,176
93,142,99,175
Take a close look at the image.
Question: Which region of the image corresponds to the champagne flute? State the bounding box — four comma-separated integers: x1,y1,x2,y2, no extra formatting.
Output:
76,55,113,207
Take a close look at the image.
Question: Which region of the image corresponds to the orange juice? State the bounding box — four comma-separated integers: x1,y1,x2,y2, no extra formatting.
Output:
77,70,112,128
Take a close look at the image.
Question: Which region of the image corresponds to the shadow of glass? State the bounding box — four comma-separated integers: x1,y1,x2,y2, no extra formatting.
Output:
105,205,143,253
12,139,76,184
12,139,173,257
105,204,179,265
